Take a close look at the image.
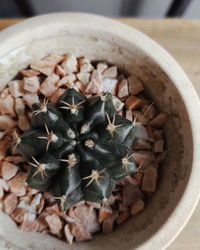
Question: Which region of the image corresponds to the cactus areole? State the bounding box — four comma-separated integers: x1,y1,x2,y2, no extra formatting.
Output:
16,88,138,210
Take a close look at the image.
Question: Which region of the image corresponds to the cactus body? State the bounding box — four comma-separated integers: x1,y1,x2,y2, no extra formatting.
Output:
16,88,137,210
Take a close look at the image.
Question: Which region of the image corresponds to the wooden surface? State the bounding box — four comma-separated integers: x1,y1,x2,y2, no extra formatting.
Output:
0,18,200,250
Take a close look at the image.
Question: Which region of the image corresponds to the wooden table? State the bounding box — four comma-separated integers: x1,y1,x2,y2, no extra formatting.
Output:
0,18,200,250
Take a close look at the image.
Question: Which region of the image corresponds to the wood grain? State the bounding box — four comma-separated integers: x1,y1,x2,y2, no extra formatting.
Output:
0,19,22,30
0,18,200,250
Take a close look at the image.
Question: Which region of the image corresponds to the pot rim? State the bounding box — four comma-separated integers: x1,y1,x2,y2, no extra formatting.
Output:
0,13,200,250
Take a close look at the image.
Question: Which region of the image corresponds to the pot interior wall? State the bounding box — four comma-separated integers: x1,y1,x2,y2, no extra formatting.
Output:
0,34,193,250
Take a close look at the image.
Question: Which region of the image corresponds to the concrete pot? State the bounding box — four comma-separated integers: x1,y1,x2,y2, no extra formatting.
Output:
0,13,200,250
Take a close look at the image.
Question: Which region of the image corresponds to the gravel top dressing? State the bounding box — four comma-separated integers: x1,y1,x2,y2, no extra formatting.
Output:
0,53,166,244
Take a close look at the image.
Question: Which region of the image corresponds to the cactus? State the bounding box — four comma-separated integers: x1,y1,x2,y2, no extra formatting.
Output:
15,88,138,210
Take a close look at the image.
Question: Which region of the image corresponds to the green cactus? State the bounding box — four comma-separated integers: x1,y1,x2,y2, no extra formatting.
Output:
15,88,138,210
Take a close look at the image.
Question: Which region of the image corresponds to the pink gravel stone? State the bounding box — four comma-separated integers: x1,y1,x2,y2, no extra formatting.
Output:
103,66,117,78
64,224,74,244
125,109,133,121
141,103,157,120
74,205,100,233
98,207,113,223
128,75,144,95
122,183,143,207
45,213,63,236
44,54,65,64
0,116,17,131
50,88,65,103
116,211,130,224
30,60,56,76
9,80,24,98
40,74,60,97
0,182,4,199
155,151,167,164
61,54,77,74
75,81,87,92
55,65,66,77
19,220,39,232
97,63,108,73
15,98,25,115
0,95,15,117
132,151,155,166
101,78,118,95
11,207,27,223
132,139,152,150
149,113,167,128
118,79,129,98
153,129,164,139
77,72,90,85
18,115,30,131
0,88,10,99
153,140,164,153
23,76,40,93
8,172,27,197
5,156,25,164
23,93,39,108
1,161,18,180
85,79,102,94
58,74,76,87
20,69,40,78
125,95,143,110
70,222,92,242
79,57,94,73
36,212,49,232
112,96,124,111
131,199,145,215
141,166,158,192
3,193,18,214
102,211,118,234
